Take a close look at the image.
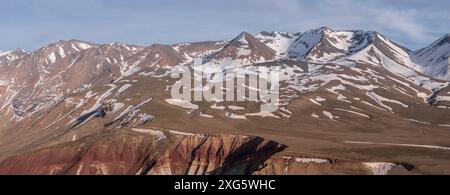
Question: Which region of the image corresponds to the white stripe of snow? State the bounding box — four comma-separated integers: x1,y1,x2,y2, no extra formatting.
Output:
211,103,225,110
323,111,338,120
245,111,280,118
228,105,245,110
169,130,196,136
361,101,386,111
132,128,166,141
48,52,56,64
333,108,370,118
315,96,326,102
59,47,66,58
345,141,450,151
165,99,199,110
200,112,214,118
77,42,92,50
295,157,330,164
363,162,398,175
116,84,132,95
366,91,408,111
226,112,247,120
309,98,322,106
403,118,431,125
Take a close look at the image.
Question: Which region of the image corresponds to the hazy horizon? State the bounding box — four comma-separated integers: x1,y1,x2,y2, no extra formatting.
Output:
1,0,449,51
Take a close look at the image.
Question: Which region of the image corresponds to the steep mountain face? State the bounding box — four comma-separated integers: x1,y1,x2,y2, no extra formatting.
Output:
117,44,190,79
275,28,449,82
1,27,450,175
307,29,375,62
172,41,227,58
287,27,324,59
0,40,143,123
0,40,96,122
207,32,276,66
0,49,29,67
256,31,300,57
413,34,450,80
287,27,375,62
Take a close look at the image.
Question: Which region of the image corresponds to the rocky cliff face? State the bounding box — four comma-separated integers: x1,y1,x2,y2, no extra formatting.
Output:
0,129,286,175
0,128,411,175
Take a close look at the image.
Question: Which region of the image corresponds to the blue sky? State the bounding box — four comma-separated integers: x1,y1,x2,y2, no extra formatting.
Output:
0,0,449,51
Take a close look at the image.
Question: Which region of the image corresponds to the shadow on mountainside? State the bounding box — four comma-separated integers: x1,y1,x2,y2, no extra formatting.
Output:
208,137,287,175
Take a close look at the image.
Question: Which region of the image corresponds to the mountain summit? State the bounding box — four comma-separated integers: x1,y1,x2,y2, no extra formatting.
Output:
413,34,450,80
207,31,276,65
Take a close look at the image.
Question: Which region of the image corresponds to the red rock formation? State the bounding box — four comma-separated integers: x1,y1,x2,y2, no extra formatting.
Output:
0,129,286,175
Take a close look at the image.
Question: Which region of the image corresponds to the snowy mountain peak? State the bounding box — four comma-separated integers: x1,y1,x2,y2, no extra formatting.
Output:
308,26,332,33
39,40,95,55
256,31,300,39
415,34,450,55
256,31,300,57
44,40,95,50
238,31,252,36
232,31,254,45
109,42,138,48
0,48,29,57
0,48,30,65
442,33,450,40
288,28,324,59
1,50,15,58
207,31,276,65
286,27,376,61
428,34,449,48
412,34,450,80
107,42,143,53
307,29,377,61
32,40,97,65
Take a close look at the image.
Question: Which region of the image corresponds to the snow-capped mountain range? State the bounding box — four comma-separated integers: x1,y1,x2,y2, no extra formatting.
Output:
1,27,450,174
1,27,449,123
256,27,449,80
